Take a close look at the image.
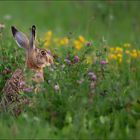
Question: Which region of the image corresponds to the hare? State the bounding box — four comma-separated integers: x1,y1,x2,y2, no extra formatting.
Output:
0,25,52,116
11,25,54,83
1,69,31,116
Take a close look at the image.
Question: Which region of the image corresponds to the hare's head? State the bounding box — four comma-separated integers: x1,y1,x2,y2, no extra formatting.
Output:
11,25,53,72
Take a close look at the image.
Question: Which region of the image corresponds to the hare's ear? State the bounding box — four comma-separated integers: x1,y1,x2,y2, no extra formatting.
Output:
11,26,29,49
29,25,36,50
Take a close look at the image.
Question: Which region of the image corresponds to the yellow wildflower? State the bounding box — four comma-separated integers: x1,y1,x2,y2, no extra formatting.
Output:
44,41,50,48
117,53,122,58
109,47,115,52
73,40,83,50
132,49,137,53
44,31,53,48
74,40,80,46
47,30,52,37
137,51,140,56
115,47,123,53
131,52,137,58
108,54,117,60
59,39,65,46
63,37,69,45
55,37,69,46
79,35,85,43
75,44,82,50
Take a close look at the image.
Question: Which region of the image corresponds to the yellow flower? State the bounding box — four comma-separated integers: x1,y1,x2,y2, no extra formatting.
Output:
132,49,137,53
75,44,82,50
54,37,69,46
115,47,123,53
44,41,50,48
117,53,122,58
79,35,85,43
131,52,137,58
59,39,65,46
62,37,69,45
109,47,115,52
137,51,140,56
108,54,117,60
74,40,80,46
45,31,52,39
73,40,83,50
47,30,52,37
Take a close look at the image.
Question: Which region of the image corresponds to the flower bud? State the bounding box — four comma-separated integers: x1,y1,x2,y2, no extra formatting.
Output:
91,74,97,81
86,42,92,47
73,55,79,63
100,60,107,65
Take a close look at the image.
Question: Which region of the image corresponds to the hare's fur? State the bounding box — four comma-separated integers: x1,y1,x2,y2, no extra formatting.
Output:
1,69,30,116
11,25,53,82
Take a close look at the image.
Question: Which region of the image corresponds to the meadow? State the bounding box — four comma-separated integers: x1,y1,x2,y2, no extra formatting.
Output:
0,1,140,139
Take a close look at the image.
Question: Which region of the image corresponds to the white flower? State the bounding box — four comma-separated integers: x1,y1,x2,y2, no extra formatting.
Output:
54,84,60,91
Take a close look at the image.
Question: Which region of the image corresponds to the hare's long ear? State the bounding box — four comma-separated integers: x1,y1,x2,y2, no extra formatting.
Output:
29,25,36,50
11,26,29,49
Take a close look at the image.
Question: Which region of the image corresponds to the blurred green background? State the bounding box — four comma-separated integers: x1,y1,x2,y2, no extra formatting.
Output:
0,1,140,45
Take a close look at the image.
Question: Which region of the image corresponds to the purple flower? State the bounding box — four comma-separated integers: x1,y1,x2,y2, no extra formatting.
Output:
100,60,107,65
73,55,79,63
88,72,97,81
91,74,97,81
86,42,92,47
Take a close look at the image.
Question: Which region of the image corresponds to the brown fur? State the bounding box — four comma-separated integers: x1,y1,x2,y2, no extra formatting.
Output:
1,69,30,116
11,25,54,83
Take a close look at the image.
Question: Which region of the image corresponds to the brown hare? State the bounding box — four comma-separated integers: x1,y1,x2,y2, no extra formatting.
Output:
1,69,30,116
11,25,54,83
1,25,52,116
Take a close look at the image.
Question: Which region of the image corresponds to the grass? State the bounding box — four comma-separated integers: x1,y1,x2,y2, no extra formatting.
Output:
0,1,140,139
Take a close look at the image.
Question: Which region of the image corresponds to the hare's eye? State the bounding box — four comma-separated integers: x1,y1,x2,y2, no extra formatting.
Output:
41,50,46,56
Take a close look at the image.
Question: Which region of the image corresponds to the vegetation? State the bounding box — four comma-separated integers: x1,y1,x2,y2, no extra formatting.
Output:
0,1,140,139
